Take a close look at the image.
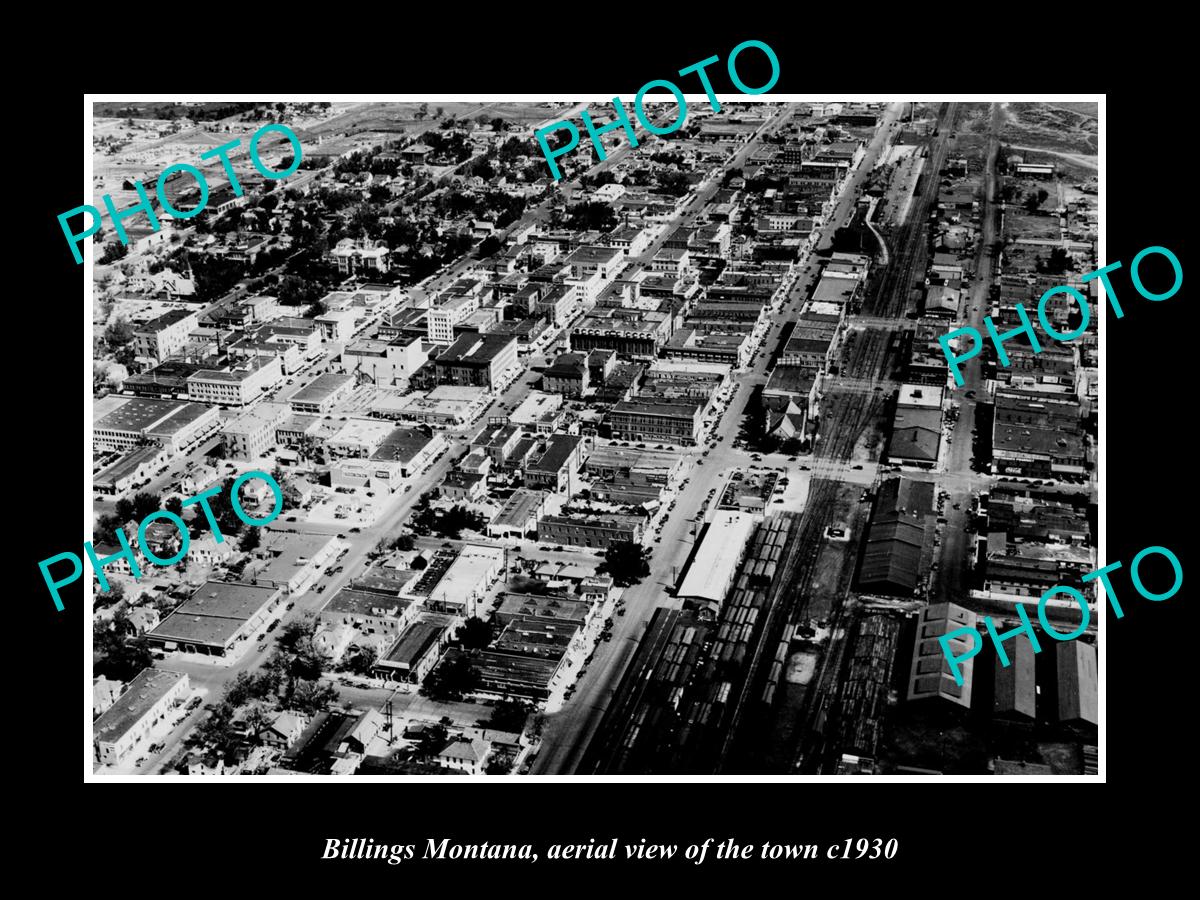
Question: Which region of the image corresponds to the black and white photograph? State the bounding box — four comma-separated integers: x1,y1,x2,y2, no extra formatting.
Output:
76,94,1112,779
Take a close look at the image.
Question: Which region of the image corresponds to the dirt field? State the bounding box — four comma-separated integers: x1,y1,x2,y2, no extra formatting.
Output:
1000,102,1098,156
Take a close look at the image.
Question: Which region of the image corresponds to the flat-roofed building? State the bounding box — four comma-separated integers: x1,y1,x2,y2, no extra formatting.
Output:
317,588,415,639
451,647,566,700
907,602,976,710
992,389,1086,477
325,416,398,459
543,352,589,397
664,328,752,369
288,372,356,414
222,401,289,460
123,359,207,399
493,592,594,629
148,581,285,657
93,444,169,496
248,530,340,596
538,513,644,549
676,510,759,619
93,668,189,766
888,383,944,468
93,397,220,454
374,618,449,683
340,335,427,388
133,308,200,364
427,292,481,345
570,308,671,358
423,544,505,618
524,433,584,494
487,488,547,539
187,356,283,407
608,398,703,446
431,332,519,391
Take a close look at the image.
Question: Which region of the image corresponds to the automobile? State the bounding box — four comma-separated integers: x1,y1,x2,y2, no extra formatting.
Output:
788,456,798,462
266,621,279,633
617,607,626,616
703,449,710,457
349,527,362,533
965,390,977,399
773,498,784,504
852,464,863,470
697,459,704,465
186,697,203,711
286,602,295,611
337,533,346,539
553,545,565,552
285,514,297,522
316,584,326,594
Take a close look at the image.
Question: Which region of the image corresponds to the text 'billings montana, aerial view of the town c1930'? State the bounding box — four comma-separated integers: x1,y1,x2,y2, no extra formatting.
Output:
86,98,1099,777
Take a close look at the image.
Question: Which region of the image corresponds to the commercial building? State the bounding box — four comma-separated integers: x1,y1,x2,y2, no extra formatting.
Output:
93,444,169,496
247,530,341,596
487,489,547,539
428,293,481,345
374,618,449,683
317,588,416,643
187,356,283,407
93,668,190,766
340,336,427,388
992,389,1087,477
538,513,644,549
420,544,505,618
451,647,566,700
222,401,289,460
906,602,976,710
133,308,200,364
543,352,589,397
288,372,356,414
608,398,703,446
664,328,751,368
93,396,220,454
430,332,519,391
147,581,285,657
570,308,671,358
675,510,759,618
524,433,584,494
887,384,944,468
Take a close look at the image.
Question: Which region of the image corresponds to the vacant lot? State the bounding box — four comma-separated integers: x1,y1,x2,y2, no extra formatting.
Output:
1001,102,1098,156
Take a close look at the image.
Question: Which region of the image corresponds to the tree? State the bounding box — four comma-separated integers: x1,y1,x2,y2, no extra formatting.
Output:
239,527,261,552
241,702,272,742
104,319,135,347
289,679,338,716
348,645,378,676
100,241,129,264
485,697,531,733
456,616,494,650
195,702,237,751
600,540,651,587
95,629,154,682
391,533,415,552
165,496,184,517
411,555,428,570
421,654,480,701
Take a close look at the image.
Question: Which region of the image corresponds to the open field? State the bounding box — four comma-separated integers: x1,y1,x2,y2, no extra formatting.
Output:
1000,101,1098,156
